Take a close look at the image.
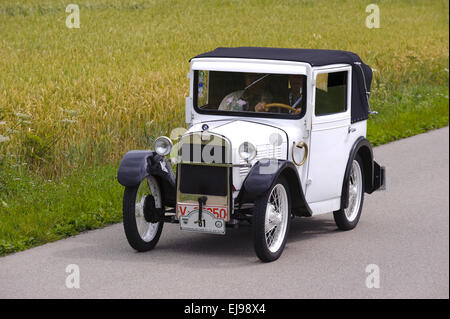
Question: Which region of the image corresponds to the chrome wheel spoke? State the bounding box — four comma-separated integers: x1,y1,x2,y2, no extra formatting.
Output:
344,160,363,222
264,184,289,253
135,176,161,243
265,226,277,247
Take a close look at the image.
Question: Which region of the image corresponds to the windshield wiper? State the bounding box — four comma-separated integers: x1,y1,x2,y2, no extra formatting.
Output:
241,74,270,95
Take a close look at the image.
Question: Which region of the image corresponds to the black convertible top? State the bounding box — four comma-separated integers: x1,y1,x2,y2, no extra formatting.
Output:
191,47,373,123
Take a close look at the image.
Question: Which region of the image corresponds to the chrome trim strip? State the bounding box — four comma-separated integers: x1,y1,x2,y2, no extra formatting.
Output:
178,161,251,168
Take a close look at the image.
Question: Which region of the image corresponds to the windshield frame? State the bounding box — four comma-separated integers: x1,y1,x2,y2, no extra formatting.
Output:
192,70,307,120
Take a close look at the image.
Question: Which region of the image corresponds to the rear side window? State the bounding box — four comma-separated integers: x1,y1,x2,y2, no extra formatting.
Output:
315,71,348,116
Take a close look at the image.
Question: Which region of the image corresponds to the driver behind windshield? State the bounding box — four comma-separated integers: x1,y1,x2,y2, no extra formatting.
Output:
254,74,304,114
219,73,272,112
286,75,304,115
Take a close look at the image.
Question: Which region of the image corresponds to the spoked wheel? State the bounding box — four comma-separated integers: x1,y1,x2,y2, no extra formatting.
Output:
123,176,164,251
253,176,291,262
333,154,365,230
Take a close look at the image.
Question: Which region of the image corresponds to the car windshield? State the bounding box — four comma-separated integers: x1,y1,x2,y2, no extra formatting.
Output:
194,70,307,117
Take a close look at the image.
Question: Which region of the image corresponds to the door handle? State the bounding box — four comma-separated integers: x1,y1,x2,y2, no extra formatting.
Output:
348,126,356,134
292,141,308,166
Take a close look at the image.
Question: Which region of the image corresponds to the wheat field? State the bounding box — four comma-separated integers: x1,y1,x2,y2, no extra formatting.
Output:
0,0,448,177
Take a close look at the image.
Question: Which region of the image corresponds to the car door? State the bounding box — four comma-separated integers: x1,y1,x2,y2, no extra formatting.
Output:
305,66,352,215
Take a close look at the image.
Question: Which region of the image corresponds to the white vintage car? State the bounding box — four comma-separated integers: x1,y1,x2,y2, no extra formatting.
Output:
118,47,386,262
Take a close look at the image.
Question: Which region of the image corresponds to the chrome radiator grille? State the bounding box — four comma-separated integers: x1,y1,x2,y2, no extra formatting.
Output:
178,133,231,164
179,164,228,196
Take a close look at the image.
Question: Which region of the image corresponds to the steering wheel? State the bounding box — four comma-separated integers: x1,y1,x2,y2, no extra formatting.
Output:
265,103,298,113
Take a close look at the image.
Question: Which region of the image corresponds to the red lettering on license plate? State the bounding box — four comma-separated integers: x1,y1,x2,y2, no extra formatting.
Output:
177,203,228,220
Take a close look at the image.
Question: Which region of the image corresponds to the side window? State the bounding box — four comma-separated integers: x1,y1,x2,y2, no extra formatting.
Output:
197,70,209,107
315,71,348,116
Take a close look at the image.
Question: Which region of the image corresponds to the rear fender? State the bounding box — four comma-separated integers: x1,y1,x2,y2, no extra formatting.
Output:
341,137,383,210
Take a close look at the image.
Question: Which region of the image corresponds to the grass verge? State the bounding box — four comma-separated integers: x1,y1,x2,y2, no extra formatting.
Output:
368,85,449,145
0,164,122,256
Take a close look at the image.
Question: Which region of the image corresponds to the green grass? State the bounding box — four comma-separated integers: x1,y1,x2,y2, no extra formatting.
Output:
0,0,448,255
0,164,122,255
368,85,449,145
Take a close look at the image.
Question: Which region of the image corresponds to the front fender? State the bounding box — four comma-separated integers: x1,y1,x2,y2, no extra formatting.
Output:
237,159,312,217
242,159,287,196
117,150,176,206
117,150,154,187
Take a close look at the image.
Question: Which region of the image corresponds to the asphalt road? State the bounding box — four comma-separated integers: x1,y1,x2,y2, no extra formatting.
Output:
0,127,448,299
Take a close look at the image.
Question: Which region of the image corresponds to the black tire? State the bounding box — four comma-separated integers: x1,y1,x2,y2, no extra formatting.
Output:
333,154,365,230
123,179,164,252
253,176,292,262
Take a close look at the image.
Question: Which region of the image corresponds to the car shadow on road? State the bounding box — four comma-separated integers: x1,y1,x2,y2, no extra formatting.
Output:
288,216,339,243
52,216,340,268
155,217,339,266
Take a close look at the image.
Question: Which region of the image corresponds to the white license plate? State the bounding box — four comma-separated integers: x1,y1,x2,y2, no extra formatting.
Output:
177,203,227,235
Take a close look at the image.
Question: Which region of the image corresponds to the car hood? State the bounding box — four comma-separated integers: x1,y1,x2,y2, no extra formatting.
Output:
186,120,288,162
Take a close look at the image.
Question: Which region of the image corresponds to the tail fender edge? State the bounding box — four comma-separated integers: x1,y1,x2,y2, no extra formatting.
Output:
341,137,384,210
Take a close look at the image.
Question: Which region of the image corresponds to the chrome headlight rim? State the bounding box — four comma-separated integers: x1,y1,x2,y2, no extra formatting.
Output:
238,141,257,161
154,136,173,156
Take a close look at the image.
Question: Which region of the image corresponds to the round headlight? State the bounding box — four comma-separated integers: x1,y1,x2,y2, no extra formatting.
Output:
154,136,173,156
238,142,257,161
